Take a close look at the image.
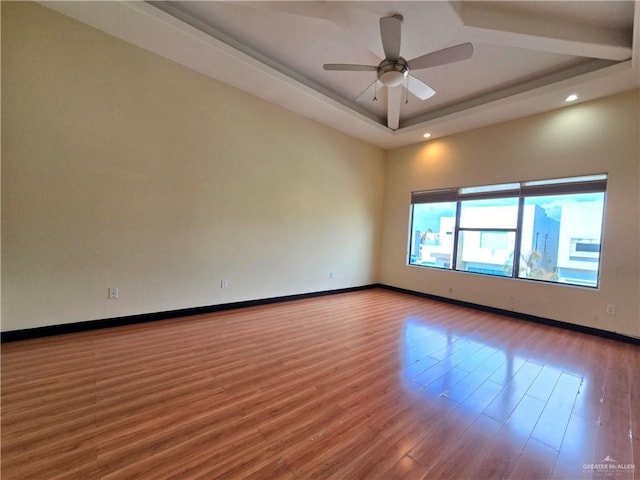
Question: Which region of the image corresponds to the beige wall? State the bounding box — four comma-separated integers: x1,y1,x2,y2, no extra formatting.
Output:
1,2,385,331
381,89,640,338
3,3,639,339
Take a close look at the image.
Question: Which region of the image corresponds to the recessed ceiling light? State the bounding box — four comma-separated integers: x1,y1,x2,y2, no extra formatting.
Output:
565,94,578,102
423,133,432,138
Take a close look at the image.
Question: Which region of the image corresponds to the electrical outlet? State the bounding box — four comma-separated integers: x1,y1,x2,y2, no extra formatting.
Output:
606,304,616,315
108,287,119,299
329,271,335,280
221,279,228,289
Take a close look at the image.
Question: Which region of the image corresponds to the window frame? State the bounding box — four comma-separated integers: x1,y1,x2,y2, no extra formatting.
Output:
408,174,607,288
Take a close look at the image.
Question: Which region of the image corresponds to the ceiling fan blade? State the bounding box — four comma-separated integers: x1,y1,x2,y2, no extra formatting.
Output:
387,85,402,130
380,15,402,62
323,64,378,72
356,79,382,102
406,75,436,100
407,42,474,70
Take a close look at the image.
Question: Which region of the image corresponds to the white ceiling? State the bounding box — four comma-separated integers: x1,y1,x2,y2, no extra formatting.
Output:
41,1,640,149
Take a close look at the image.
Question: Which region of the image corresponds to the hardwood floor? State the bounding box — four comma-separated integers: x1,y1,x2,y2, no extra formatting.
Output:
1,288,638,479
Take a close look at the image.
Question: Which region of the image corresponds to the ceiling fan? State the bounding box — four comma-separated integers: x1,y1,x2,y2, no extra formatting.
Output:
323,14,473,130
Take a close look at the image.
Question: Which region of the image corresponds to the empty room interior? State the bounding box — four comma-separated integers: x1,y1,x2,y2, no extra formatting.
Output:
2,1,639,479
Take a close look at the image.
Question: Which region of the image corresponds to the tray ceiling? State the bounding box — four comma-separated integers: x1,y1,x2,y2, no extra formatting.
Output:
40,1,640,149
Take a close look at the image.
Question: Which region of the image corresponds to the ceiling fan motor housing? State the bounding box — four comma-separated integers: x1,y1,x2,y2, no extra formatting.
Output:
378,58,409,87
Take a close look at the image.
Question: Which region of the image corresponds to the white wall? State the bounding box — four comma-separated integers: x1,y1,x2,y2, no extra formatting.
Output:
1,2,385,332
380,90,640,338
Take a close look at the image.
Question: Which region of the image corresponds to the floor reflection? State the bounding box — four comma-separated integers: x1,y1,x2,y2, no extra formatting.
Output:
395,308,639,480
398,316,590,454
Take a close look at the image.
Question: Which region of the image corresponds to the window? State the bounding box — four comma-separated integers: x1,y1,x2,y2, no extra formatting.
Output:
409,201,456,268
456,197,519,277
408,175,607,288
520,192,604,285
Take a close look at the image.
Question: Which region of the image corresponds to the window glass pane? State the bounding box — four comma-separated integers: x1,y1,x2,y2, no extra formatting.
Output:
480,231,509,250
459,197,519,229
455,230,516,277
409,202,456,268
518,192,605,287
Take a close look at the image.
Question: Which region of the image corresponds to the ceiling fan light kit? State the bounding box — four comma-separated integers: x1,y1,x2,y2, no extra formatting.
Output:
378,59,409,87
323,13,473,131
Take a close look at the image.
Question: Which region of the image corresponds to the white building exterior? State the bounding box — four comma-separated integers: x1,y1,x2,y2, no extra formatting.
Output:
414,200,602,285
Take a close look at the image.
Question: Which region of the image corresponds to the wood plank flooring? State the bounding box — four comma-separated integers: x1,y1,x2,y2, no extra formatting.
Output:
1,288,638,479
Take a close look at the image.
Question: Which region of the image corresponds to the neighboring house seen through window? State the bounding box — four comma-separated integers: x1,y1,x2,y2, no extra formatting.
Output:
408,175,607,288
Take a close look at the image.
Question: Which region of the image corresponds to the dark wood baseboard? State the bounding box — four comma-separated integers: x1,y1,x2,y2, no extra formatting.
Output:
0,285,376,343
377,284,640,346
4,287,637,479
3,283,638,346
